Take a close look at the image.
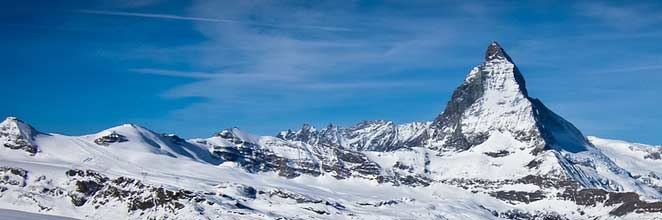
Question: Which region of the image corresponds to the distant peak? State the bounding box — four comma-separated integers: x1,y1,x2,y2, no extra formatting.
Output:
360,120,390,125
3,116,23,125
1,116,39,134
104,123,148,133
485,41,512,62
0,116,39,154
302,123,313,130
216,127,238,137
118,123,138,128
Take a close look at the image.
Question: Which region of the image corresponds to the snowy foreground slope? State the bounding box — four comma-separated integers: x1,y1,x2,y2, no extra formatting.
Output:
1,42,661,220
0,208,77,220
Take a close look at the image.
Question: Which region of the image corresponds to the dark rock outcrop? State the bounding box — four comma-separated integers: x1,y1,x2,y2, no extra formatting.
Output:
489,190,545,204
209,127,383,180
427,42,592,155
94,131,128,145
0,117,40,154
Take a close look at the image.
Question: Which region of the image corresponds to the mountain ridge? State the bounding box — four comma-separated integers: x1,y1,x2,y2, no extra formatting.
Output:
1,42,661,219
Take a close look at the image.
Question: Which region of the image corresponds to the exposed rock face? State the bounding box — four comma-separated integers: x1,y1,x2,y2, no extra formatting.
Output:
344,121,430,151
0,117,40,154
529,99,592,153
277,121,431,152
490,209,570,220
179,42,661,216
93,131,128,146
0,167,29,188
203,127,392,181
1,42,661,219
646,152,662,160
429,42,534,151
199,127,434,186
65,169,205,213
559,189,662,216
428,42,591,154
2,167,311,219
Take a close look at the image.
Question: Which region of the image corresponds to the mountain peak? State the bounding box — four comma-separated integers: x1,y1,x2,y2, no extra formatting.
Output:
301,123,315,131
431,42,592,154
1,117,39,136
485,41,512,62
2,116,25,126
0,116,39,154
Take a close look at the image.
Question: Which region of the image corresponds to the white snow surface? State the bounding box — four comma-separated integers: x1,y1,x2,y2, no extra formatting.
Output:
0,119,660,219
1,43,660,219
590,136,662,195
0,125,507,219
459,60,537,142
0,208,78,220
425,54,660,200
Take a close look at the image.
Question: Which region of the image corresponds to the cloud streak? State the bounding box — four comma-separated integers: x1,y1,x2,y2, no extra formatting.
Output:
100,1,662,141
576,2,662,29
133,68,222,79
112,1,511,131
76,9,353,32
132,68,300,82
589,65,662,74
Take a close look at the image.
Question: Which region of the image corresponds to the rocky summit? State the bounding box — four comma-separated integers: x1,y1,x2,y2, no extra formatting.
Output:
430,41,590,154
1,42,661,220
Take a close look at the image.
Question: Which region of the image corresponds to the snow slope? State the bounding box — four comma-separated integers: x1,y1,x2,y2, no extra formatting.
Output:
0,129,507,219
0,208,78,220
590,136,662,194
1,42,661,219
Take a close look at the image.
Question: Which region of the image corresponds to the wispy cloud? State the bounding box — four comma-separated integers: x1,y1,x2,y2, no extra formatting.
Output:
112,0,164,8
133,68,221,79
576,2,662,29
113,0,507,129
76,9,353,32
589,64,662,74
137,67,434,91
132,68,300,82
6,0,662,141
1,23,99,33
301,80,432,90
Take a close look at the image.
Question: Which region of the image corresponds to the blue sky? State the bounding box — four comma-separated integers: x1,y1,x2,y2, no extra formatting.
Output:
2,0,661,144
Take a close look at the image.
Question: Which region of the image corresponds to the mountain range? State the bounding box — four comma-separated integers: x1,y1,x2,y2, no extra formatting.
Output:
1,42,661,219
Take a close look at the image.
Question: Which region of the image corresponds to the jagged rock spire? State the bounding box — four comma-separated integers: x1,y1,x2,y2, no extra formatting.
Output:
430,42,592,153
485,41,512,62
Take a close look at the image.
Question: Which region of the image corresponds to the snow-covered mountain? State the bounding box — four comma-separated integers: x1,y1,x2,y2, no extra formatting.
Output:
1,42,661,220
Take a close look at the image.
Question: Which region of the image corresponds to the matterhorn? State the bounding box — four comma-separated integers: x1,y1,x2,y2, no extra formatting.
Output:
1,42,660,219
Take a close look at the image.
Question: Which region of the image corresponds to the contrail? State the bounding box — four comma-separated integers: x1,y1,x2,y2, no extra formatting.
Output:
76,9,352,32
590,65,662,74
